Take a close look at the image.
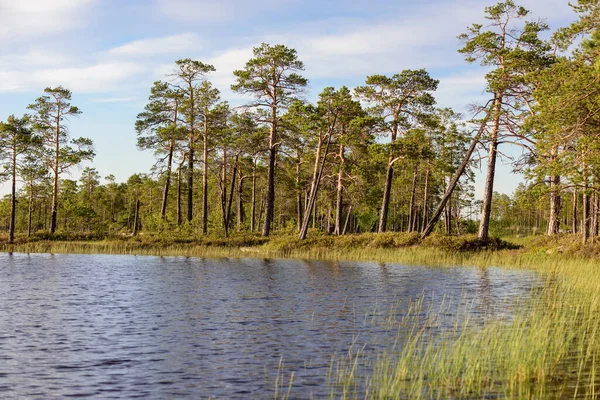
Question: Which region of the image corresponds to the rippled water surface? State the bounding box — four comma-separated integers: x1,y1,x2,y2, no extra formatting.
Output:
0,253,541,398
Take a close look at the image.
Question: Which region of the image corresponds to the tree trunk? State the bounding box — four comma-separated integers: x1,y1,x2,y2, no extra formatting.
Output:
445,203,452,235
187,139,194,223
258,190,265,232
299,133,333,240
342,205,352,236
176,163,183,226
592,189,599,242
50,118,60,234
378,120,399,233
237,173,246,232
378,165,394,233
28,181,34,238
8,149,17,244
573,188,578,234
133,199,141,236
334,143,345,235
202,123,209,234
224,155,238,237
296,151,303,232
263,107,278,237
421,166,430,233
546,175,561,235
422,102,493,239
161,139,175,221
251,159,257,232
220,146,228,235
583,188,590,245
477,95,502,242
408,163,419,232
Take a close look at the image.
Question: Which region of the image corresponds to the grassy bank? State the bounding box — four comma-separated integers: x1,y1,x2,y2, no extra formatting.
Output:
2,232,599,397
0,231,524,266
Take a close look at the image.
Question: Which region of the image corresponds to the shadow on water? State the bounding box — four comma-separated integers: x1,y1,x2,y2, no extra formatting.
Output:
0,253,555,398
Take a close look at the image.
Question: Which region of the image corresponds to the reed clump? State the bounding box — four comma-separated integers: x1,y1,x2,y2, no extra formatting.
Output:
326,257,600,399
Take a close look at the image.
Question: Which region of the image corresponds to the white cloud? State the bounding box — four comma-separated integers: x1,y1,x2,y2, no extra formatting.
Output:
249,3,482,80
206,47,253,94
92,97,139,103
0,0,95,40
153,0,294,22
434,71,489,112
0,62,145,93
0,50,73,68
107,33,205,57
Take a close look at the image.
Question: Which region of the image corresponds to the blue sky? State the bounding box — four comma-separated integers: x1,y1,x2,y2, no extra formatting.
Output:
0,0,576,197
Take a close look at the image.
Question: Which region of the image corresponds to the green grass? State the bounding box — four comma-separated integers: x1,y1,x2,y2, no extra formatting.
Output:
326,256,600,399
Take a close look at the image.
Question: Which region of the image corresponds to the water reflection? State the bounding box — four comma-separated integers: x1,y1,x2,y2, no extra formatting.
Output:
0,253,542,398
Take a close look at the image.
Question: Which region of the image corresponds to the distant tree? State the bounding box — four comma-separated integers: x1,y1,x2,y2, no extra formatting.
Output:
232,43,308,236
20,153,48,237
27,86,95,234
136,81,185,222
196,81,222,234
0,115,40,243
170,59,215,224
355,69,438,233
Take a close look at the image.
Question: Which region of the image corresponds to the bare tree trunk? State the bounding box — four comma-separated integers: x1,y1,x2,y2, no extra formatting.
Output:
334,144,345,235
421,103,493,239
161,105,177,220
8,149,17,244
408,163,419,232
421,166,430,234
133,199,141,236
50,118,60,234
202,124,209,234
237,173,246,232
295,151,303,232
378,121,399,233
250,159,257,232
546,175,561,235
263,107,278,237
220,146,228,235
573,187,578,234
224,155,238,237
583,188,590,245
176,164,183,226
299,133,333,240
187,139,194,223
477,95,502,242
591,189,599,242
378,166,393,233
258,189,265,232
28,181,34,238
342,205,352,236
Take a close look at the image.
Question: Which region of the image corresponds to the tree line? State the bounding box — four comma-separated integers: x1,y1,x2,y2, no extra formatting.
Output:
2,0,600,245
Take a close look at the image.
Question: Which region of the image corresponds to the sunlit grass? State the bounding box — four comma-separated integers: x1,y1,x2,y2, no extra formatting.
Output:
325,257,600,399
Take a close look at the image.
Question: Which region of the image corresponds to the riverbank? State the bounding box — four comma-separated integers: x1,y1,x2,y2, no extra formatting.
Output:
0,231,524,265
0,231,593,269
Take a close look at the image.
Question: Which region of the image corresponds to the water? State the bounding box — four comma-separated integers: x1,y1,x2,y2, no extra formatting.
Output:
0,253,541,399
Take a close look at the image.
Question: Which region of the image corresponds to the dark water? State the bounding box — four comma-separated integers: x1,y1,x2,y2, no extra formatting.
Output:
0,253,541,399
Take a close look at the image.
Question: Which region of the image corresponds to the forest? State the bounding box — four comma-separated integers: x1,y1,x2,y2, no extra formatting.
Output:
1,0,600,246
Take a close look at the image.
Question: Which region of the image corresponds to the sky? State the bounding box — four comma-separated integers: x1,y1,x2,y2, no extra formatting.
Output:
0,0,576,197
